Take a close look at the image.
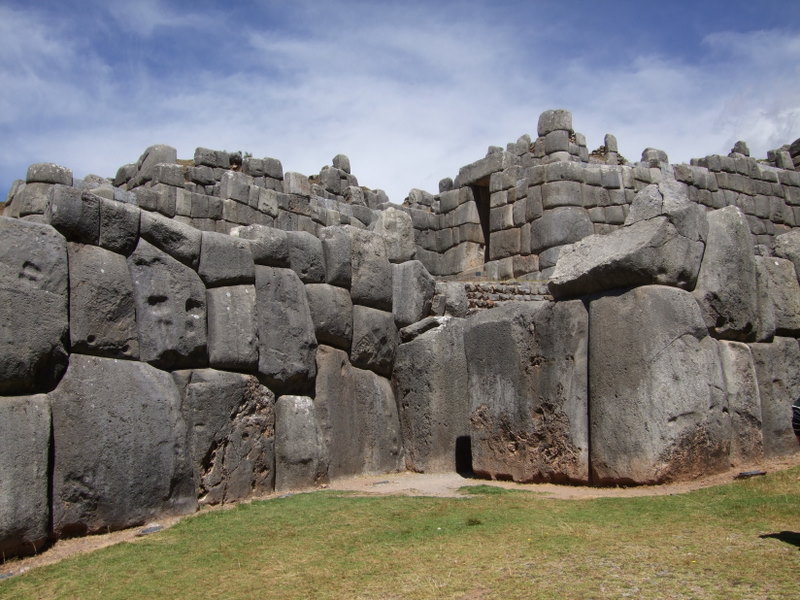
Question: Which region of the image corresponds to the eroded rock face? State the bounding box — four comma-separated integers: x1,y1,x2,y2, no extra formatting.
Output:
718,341,763,464
274,395,326,491
174,369,275,505
464,301,589,484
589,286,729,485
207,285,258,371
51,355,196,537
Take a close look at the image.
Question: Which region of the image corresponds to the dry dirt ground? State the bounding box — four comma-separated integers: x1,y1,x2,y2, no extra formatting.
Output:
3,454,799,578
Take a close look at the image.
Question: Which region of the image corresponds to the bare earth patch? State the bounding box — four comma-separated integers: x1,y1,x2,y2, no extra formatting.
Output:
3,453,798,578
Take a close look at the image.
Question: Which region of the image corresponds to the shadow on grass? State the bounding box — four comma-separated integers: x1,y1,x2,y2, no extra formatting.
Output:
760,531,800,549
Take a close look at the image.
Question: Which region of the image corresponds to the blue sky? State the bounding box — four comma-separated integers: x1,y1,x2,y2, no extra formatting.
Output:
2,1,799,204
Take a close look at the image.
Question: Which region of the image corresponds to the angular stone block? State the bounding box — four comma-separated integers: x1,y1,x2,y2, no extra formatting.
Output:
392,260,435,328
350,228,393,310
371,207,415,263
207,285,258,371
719,341,763,464
198,230,255,287
140,209,201,269
351,305,398,376
46,186,101,244
128,239,207,369
51,355,196,536
27,163,73,186
255,266,317,392
286,230,325,283
0,218,68,394
464,301,589,484
394,319,469,473
774,229,800,281
68,243,139,359
274,395,325,491
755,256,800,336
0,395,51,557
530,206,594,254
537,109,573,136
305,283,353,350
174,369,274,504
98,197,140,255
233,224,289,267
590,286,729,484
194,147,229,168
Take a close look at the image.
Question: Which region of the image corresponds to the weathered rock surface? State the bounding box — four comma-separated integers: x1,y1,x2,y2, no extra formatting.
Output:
350,305,398,376
392,260,435,327
274,395,325,491
749,337,800,457
98,197,140,255
393,318,470,473
128,239,207,368
233,224,289,267
305,283,353,350
464,301,589,484
46,186,100,244
51,354,196,536
589,286,729,484
692,206,758,340
530,206,593,254
286,230,325,283
0,395,51,556
319,226,352,288
255,266,317,392
174,369,275,504
68,243,139,359
140,210,201,269
350,228,393,310
0,218,69,393
207,285,258,370
315,346,404,478
718,341,763,464
773,229,800,282
371,206,415,263
198,230,254,287
754,256,800,336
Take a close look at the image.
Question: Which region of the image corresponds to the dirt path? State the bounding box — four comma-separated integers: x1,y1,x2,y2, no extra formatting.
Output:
4,454,799,579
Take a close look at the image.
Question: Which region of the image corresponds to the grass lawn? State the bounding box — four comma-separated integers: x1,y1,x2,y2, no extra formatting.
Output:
2,467,799,599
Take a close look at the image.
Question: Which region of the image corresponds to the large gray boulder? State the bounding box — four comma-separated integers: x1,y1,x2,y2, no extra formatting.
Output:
0,395,51,556
305,283,353,350
549,216,705,299
589,285,729,484
464,300,589,484
692,206,758,341
319,226,353,288
98,197,140,255
255,266,317,392
718,341,763,464
529,206,593,254
753,256,800,336
174,369,275,504
274,395,325,491
68,243,139,359
140,210,201,269
0,218,69,393
51,354,196,536
774,229,800,282
350,228,393,310
392,260,435,328
198,230,255,287
350,305,398,376
207,285,258,371
749,338,800,457
286,230,325,283
626,180,708,244
315,346,404,478
128,239,207,369
393,318,470,473
46,186,101,244
232,225,289,267
753,257,777,342
370,206,415,263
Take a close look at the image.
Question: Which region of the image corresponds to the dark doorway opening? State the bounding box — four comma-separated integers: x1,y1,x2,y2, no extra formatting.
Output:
469,181,491,263
455,435,474,476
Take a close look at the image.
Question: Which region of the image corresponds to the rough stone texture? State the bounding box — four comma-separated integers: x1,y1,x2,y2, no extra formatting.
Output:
128,239,207,369
319,226,353,288
0,218,69,394
27,163,73,186
692,206,758,340
174,369,275,504
393,318,470,473
233,224,289,267
392,260,435,328
773,229,800,282
589,286,729,485
750,338,800,457
68,243,139,359
753,257,777,342
718,341,764,464
464,301,589,484
625,181,708,245
350,228,393,310
350,305,398,376
754,256,800,336
549,217,704,299
305,283,353,350
140,209,202,269
0,395,51,556
537,109,573,136
198,230,255,287
274,395,325,491
255,266,317,392
207,285,258,371
371,207,415,263
315,346,404,478
46,186,101,244
286,230,325,283
529,206,593,254
98,197,140,255
51,354,196,536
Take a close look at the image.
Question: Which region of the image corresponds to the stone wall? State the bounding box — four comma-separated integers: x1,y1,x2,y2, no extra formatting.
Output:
2,110,799,559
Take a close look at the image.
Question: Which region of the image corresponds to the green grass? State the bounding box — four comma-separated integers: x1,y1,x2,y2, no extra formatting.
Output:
2,468,800,599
